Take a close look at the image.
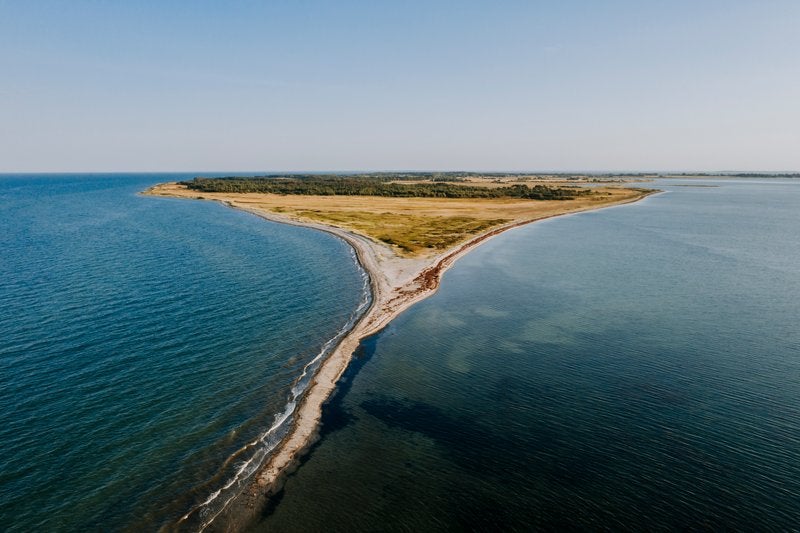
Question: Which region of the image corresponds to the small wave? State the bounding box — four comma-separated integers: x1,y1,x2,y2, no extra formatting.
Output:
177,242,373,531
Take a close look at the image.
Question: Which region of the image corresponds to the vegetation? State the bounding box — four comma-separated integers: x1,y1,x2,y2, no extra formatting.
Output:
292,210,509,253
149,182,653,257
186,172,514,182
180,175,591,200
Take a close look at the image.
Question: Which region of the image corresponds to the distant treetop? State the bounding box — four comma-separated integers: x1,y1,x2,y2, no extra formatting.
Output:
180,174,593,200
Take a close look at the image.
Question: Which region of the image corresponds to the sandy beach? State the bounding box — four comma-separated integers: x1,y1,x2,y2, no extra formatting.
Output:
143,183,655,531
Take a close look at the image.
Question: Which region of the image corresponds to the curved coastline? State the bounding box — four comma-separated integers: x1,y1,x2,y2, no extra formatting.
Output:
143,185,657,531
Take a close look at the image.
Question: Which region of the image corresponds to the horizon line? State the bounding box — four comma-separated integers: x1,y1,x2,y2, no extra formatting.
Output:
2,169,800,176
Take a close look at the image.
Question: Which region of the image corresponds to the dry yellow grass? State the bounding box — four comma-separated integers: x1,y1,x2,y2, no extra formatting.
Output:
147,183,652,256
292,210,509,253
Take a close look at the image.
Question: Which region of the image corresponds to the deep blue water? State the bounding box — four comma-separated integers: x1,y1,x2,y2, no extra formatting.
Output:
0,174,368,531
255,178,800,531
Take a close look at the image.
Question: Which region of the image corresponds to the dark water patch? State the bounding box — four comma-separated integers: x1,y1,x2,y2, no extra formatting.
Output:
256,333,381,524
358,395,515,475
258,486,287,522
318,334,382,435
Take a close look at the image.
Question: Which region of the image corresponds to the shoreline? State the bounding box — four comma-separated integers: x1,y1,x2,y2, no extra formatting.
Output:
143,185,657,531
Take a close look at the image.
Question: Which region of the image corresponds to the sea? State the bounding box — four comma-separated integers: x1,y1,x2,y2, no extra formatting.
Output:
250,178,800,531
0,174,369,531
2,175,800,531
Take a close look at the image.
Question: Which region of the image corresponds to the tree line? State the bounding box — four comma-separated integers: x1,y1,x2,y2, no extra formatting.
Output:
180,177,592,200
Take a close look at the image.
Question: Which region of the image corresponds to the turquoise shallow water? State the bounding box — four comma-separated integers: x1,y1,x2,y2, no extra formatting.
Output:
255,178,800,531
0,174,368,531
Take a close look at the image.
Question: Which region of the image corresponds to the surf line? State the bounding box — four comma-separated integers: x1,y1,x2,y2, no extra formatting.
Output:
174,240,372,532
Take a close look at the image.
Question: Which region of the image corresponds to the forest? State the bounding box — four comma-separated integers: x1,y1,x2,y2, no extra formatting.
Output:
180,175,592,200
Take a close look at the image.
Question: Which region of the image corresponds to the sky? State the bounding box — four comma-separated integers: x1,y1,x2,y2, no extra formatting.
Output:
1,0,798,172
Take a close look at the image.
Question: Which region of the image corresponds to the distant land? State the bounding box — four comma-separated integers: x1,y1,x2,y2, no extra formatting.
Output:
173,171,800,181
154,174,656,255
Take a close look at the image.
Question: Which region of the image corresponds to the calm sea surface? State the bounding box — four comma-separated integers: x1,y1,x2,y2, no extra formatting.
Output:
0,174,367,531
255,178,800,531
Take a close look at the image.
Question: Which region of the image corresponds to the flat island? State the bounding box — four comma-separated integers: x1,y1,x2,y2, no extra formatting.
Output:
144,173,656,531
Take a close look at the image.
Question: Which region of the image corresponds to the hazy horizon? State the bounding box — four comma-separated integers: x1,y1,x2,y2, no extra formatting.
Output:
2,169,800,176
2,1,799,172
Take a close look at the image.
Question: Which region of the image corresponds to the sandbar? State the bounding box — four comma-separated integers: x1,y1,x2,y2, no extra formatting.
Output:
143,182,655,531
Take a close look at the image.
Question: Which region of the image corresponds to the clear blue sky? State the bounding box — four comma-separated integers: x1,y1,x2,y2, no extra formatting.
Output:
1,1,798,172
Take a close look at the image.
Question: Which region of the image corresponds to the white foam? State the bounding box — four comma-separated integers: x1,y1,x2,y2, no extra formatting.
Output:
177,244,373,530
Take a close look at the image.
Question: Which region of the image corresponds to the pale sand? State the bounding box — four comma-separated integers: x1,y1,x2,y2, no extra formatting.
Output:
142,184,656,531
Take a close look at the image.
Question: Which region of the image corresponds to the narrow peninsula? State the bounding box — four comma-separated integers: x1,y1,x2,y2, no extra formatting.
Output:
144,173,656,531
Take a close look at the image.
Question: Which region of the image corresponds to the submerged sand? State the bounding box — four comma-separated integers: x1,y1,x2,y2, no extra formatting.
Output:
143,184,655,531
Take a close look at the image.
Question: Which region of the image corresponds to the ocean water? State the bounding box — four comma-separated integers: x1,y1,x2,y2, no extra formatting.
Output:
0,174,368,531
255,178,800,531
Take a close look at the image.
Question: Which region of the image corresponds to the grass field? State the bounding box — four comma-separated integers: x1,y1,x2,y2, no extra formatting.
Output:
148,183,652,256
293,210,509,253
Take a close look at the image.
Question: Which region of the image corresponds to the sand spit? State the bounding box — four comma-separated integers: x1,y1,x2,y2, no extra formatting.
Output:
142,184,655,531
